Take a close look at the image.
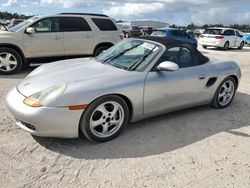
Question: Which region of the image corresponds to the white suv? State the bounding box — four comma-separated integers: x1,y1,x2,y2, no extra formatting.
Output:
0,13,124,74
199,28,244,50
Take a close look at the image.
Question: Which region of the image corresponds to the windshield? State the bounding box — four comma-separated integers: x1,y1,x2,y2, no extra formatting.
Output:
9,16,39,32
96,39,161,71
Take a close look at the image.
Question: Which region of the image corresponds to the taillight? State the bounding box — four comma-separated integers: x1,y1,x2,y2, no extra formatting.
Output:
215,35,224,39
119,33,124,40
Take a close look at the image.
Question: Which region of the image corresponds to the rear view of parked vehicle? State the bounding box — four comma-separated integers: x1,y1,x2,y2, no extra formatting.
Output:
151,28,198,47
199,28,244,50
0,13,123,75
7,19,23,29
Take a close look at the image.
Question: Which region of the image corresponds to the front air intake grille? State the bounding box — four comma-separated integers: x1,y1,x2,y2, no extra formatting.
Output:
20,121,36,131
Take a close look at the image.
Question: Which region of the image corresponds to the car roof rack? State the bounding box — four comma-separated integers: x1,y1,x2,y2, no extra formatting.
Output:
58,13,108,17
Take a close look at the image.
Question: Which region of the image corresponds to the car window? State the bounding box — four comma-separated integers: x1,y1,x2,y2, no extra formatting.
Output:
161,46,196,68
61,17,91,32
91,18,117,31
235,31,241,37
204,29,222,35
32,18,60,33
223,30,235,36
151,30,166,37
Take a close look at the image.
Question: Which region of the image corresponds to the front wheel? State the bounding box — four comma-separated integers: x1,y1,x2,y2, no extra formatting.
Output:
80,95,129,142
0,47,23,75
211,77,236,109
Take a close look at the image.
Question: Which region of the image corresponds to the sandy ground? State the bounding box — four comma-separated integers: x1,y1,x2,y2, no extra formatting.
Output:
0,46,250,188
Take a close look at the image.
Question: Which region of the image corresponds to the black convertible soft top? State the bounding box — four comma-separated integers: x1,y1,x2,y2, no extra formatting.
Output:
138,36,209,64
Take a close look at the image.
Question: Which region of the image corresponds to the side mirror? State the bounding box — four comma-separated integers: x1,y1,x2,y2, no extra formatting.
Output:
26,27,35,34
240,35,243,38
158,61,179,71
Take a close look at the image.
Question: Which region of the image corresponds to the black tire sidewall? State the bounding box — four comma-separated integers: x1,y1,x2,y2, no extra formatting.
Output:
211,77,236,109
223,42,229,50
80,95,129,142
93,46,110,57
0,47,22,75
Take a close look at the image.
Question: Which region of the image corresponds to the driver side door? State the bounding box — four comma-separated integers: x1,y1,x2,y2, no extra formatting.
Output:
24,17,64,58
144,46,207,114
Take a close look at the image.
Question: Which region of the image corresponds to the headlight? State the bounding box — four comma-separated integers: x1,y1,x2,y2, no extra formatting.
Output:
23,84,67,107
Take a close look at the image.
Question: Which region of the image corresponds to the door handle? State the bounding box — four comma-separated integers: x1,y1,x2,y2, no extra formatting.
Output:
199,74,207,80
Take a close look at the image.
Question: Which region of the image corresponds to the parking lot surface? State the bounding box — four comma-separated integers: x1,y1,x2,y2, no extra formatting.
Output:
0,46,250,188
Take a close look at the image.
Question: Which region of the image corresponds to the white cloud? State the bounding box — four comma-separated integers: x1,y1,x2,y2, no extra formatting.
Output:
192,7,250,25
103,3,165,17
2,0,19,7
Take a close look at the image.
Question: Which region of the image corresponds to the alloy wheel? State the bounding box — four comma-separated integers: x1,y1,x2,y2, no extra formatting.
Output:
218,80,235,106
0,52,18,72
89,101,125,138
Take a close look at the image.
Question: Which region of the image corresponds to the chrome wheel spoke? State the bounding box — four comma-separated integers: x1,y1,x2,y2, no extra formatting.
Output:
5,65,11,71
5,54,12,61
98,105,109,116
102,124,109,134
110,103,119,118
110,119,120,125
91,118,105,128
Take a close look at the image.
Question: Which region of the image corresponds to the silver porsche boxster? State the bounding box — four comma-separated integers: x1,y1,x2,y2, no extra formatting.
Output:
6,37,241,142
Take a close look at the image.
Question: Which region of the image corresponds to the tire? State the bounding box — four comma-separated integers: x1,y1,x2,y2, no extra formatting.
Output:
93,45,111,57
80,95,129,142
0,47,23,75
238,41,244,49
223,41,229,50
210,77,236,109
202,45,207,49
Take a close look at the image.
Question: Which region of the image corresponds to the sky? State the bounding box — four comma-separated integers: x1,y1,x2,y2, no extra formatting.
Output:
0,0,250,25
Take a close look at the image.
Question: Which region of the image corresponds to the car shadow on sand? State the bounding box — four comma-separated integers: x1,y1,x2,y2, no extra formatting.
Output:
33,92,250,159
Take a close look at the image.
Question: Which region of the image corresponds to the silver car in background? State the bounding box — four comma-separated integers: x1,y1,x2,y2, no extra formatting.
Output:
6,37,241,142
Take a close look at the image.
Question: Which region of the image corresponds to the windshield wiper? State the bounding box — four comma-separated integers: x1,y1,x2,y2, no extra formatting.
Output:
0,23,8,31
103,44,141,64
109,63,127,70
127,47,156,71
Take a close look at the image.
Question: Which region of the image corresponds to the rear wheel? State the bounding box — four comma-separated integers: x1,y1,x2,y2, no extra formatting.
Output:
0,47,22,75
80,95,129,142
238,41,244,49
223,41,229,50
211,77,236,109
93,45,111,57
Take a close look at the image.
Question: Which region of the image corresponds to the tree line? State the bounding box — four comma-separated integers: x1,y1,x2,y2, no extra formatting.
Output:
0,11,31,20
183,23,250,33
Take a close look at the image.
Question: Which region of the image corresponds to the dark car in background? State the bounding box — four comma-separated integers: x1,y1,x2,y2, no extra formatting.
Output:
118,24,141,38
151,28,198,47
7,19,24,29
140,26,153,35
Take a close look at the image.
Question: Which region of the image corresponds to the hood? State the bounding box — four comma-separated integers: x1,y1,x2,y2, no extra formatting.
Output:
18,58,127,96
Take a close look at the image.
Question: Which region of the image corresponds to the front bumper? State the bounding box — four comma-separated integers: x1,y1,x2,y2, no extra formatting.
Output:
5,88,84,138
